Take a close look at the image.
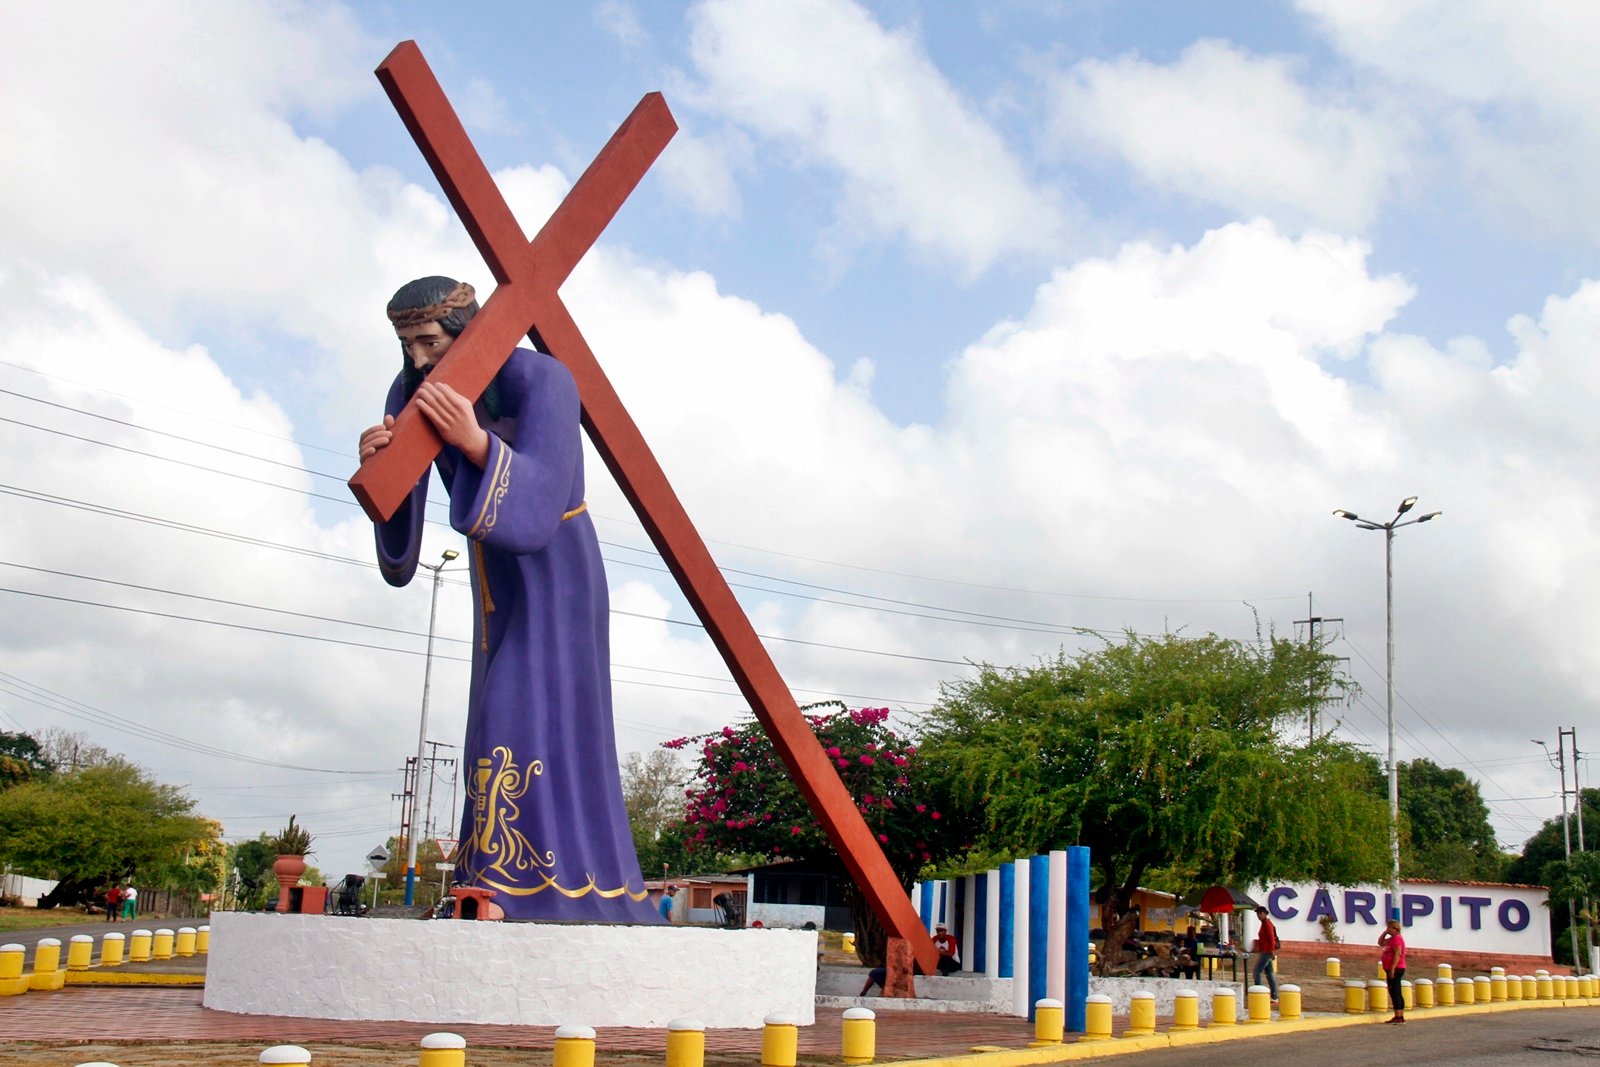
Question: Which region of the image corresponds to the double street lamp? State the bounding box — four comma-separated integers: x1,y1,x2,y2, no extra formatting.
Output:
1333,496,1442,902
405,547,460,907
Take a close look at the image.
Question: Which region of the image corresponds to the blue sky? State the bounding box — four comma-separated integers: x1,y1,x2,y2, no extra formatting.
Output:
4,1,1599,882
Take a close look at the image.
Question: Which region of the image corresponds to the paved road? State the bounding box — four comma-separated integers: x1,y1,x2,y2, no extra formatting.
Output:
1128,1010,1600,1067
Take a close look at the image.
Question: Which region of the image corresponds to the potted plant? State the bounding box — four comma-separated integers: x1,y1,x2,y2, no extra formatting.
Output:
270,815,314,913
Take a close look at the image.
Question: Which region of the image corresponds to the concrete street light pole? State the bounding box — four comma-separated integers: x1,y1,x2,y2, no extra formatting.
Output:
1334,497,1441,908
405,547,459,907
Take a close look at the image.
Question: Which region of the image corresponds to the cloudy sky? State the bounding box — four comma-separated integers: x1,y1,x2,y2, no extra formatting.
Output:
4,1,1598,882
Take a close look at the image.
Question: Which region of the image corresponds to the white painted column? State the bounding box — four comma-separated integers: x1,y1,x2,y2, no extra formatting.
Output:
1047,850,1067,1004
1011,858,1031,1018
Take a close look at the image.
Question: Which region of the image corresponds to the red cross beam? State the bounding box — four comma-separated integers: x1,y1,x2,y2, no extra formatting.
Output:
349,40,939,974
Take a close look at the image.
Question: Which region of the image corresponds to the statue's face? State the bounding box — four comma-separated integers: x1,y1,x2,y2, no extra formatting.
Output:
397,321,454,370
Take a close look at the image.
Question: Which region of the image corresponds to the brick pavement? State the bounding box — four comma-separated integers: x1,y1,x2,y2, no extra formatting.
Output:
0,987,1036,1059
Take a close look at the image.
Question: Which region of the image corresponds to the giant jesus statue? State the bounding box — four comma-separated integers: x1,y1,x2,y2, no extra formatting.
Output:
358,275,658,923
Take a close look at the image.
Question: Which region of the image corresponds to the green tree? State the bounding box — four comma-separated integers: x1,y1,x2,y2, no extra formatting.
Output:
0,758,213,908
1506,788,1600,966
0,731,51,788
918,632,1391,968
228,834,278,910
621,749,687,878
1395,758,1504,880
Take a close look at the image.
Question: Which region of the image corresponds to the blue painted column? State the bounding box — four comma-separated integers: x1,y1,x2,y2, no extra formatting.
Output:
1028,854,1050,1020
1066,846,1091,1032
919,881,935,932
998,863,1015,979
973,873,989,973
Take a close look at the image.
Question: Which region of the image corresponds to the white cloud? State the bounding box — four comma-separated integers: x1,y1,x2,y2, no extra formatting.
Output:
594,1,649,51
1297,0,1600,242
1048,39,1409,233
684,0,1068,276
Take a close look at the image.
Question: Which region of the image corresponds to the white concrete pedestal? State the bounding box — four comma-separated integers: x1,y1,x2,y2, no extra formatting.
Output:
203,912,816,1028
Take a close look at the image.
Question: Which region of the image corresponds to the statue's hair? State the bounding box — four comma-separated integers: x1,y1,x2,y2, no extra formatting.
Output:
389,276,501,419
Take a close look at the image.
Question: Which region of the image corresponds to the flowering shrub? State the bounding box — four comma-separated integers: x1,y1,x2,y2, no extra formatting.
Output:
665,702,951,885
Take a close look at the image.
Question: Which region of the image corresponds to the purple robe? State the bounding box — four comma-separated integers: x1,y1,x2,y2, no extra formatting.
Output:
374,348,659,922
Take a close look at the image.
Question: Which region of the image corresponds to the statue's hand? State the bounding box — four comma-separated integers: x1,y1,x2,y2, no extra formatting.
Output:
414,380,490,469
358,414,396,462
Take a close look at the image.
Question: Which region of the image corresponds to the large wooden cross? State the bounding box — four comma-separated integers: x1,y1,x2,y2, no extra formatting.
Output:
350,40,938,973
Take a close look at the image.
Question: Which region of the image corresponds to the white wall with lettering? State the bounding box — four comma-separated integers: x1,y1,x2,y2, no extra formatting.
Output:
1258,882,1550,957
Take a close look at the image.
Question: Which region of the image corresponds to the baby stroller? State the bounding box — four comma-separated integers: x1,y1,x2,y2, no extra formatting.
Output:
332,874,367,916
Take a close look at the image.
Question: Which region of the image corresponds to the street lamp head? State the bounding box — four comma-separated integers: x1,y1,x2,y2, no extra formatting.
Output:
1333,509,1361,521
1356,522,1381,530
1397,496,1418,515
441,549,460,562
1415,511,1441,523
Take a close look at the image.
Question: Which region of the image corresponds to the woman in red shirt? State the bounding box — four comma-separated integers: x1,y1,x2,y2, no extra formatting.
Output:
1379,919,1407,1023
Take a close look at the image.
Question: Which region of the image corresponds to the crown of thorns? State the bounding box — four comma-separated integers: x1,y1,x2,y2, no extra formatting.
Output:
387,281,477,328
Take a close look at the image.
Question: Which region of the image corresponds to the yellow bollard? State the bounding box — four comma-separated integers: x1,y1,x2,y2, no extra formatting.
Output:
418,1032,466,1067
196,925,210,954
1489,973,1507,1001
840,1008,873,1064
1245,985,1272,1024
1474,975,1491,1003
1414,978,1433,1009
1031,999,1063,1046
1125,991,1155,1037
1537,971,1554,1000
668,1019,707,1067
1082,994,1114,1041
1344,980,1367,1014
175,927,197,958
0,943,26,996
1456,977,1475,1005
1211,988,1237,1026
761,1013,797,1067
553,1025,596,1067
1367,980,1389,1013
1583,975,1597,998
128,930,152,963
1325,957,1341,978
151,929,175,960
841,933,855,957
1171,990,1200,1031
1437,962,1453,985
1522,975,1538,999
1278,983,1302,1020
67,935,94,971
30,938,65,991
100,932,125,967
259,1046,311,1066
1506,973,1521,1001
1436,974,1456,1006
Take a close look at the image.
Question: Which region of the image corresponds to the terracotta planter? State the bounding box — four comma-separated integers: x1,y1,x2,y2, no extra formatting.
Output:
273,854,307,912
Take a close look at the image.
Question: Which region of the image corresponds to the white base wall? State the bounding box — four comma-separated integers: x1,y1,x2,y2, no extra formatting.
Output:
204,912,816,1028
1089,976,1243,1022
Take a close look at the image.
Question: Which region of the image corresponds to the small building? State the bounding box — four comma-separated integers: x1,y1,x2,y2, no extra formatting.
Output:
646,875,747,926
737,858,853,931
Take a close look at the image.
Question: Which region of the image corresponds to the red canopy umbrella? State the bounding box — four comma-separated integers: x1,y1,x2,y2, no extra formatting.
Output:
1191,885,1259,913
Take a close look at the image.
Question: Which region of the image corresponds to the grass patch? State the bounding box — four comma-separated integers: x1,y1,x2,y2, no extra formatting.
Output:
0,905,104,932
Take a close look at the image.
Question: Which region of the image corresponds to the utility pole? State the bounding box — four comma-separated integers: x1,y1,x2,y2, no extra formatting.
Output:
1537,731,1585,968
1294,594,1344,741
1562,728,1593,969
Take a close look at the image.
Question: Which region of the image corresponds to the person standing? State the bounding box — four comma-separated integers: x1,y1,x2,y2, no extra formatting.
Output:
105,885,121,922
121,884,137,920
1251,905,1279,1000
658,885,678,922
1380,918,1407,1023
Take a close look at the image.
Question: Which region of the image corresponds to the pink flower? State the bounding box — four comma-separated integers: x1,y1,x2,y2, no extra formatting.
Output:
931,811,941,820
722,726,735,738
859,755,875,766
826,746,842,758
837,759,849,769
863,794,876,805
732,761,749,773
726,819,736,828
915,804,926,813
792,826,803,835
877,833,889,844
